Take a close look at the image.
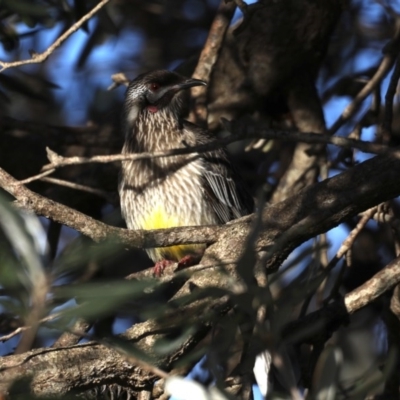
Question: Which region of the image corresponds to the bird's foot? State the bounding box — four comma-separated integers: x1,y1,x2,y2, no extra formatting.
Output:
153,255,201,277
153,259,174,277
177,254,201,269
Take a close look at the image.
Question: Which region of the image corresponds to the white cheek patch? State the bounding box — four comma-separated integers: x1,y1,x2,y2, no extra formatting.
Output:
127,104,140,124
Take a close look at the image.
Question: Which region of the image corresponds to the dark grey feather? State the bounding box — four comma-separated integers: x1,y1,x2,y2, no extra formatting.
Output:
183,121,253,223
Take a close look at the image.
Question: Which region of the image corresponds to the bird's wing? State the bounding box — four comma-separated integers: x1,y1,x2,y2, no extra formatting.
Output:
183,121,253,223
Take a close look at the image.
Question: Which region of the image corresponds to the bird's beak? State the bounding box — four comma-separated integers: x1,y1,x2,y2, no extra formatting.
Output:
163,79,206,97
150,78,207,104
176,78,207,90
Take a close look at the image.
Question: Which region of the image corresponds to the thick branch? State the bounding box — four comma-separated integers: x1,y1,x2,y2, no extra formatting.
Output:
344,256,400,311
0,315,212,396
203,153,400,270
2,240,400,396
0,167,221,248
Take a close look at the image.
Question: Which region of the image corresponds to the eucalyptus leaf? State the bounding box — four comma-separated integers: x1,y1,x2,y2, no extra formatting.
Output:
342,346,397,398
0,194,47,297
53,279,158,320
311,345,342,400
153,325,197,355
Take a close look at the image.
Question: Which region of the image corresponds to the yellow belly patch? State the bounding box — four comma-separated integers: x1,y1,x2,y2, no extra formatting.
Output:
141,205,204,261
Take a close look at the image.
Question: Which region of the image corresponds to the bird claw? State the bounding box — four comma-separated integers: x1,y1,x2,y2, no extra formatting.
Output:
153,259,174,277
177,254,199,269
153,255,200,277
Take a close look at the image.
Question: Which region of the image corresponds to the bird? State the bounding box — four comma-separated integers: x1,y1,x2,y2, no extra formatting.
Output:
118,70,253,275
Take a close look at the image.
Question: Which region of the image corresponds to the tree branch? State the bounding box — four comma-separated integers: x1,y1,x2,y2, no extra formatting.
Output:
2,145,400,270
379,53,400,141
29,126,400,178
203,153,400,271
328,20,400,134
2,247,400,396
0,0,111,72
0,167,221,249
284,256,400,344
190,0,236,126
2,150,400,277
1,147,400,397
0,315,212,396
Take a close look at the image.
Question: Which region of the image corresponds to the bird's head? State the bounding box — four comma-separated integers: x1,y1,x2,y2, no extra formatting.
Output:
124,70,206,125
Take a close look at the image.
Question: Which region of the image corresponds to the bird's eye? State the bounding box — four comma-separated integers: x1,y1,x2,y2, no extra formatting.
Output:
150,83,160,91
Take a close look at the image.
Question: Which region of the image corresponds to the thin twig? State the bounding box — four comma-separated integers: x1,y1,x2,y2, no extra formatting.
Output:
0,0,110,72
297,207,379,312
108,72,130,91
322,207,378,304
0,312,63,343
379,54,400,142
0,327,25,343
316,233,329,307
325,207,378,272
284,256,400,345
328,20,400,134
315,162,330,306
41,177,116,203
378,203,400,257
190,0,236,126
17,169,55,185
34,128,400,175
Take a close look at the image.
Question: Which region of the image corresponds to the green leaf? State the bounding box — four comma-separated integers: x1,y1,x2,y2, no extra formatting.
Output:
0,193,47,295
53,279,158,320
312,345,342,400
